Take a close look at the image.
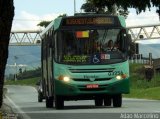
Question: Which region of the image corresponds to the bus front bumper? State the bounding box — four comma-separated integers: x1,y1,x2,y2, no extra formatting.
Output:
55,78,130,96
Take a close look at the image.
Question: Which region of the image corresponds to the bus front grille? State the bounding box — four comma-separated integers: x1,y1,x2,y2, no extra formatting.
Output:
72,78,112,82
72,78,90,82
69,68,115,73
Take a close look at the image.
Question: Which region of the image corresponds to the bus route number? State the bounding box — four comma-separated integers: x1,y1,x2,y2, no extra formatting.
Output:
108,71,123,76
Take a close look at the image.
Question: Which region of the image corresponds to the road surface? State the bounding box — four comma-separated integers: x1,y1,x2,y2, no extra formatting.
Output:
3,85,160,119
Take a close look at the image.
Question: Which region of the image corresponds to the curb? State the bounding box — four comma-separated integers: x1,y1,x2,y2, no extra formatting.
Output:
0,87,21,119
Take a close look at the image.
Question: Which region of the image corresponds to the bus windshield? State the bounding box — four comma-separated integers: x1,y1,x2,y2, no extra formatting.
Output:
55,28,127,65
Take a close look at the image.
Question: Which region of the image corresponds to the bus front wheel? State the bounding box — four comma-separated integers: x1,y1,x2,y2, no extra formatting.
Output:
112,94,122,107
38,92,43,102
94,96,103,106
104,95,112,106
55,95,64,109
46,96,53,108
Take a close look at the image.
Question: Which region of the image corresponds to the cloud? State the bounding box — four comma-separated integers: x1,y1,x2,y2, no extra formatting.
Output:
13,9,159,30
126,8,159,27
12,11,60,31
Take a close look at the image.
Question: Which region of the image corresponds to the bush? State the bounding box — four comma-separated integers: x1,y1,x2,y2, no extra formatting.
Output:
17,67,41,80
129,63,160,89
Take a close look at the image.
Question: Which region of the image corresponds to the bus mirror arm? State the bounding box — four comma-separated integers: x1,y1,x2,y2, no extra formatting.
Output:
121,39,127,52
127,34,132,46
125,34,132,51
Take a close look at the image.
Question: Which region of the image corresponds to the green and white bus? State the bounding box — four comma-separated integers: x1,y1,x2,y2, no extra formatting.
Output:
41,14,130,109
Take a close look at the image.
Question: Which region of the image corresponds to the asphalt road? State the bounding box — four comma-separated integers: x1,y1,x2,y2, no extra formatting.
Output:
3,85,160,119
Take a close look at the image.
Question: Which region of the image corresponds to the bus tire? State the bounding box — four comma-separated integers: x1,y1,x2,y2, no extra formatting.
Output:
104,95,112,106
46,97,53,108
55,95,64,109
38,92,43,102
94,96,103,106
113,94,122,107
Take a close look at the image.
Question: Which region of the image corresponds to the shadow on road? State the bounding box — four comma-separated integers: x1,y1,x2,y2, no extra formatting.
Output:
64,105,113,110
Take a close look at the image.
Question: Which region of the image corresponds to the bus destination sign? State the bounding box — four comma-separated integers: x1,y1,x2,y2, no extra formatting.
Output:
65,17,114,25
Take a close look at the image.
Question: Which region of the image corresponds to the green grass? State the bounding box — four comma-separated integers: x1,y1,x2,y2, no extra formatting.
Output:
124,63,160,100
5,77,40,86
129,63,160,89
124,87,160,100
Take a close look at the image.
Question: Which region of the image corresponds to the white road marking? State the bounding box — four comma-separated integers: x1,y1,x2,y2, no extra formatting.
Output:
33,87,38,92
6,95,31,119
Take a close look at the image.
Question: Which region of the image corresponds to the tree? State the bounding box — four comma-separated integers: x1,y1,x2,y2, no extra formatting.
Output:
37,21,51,28
0,0,14,107
82,0,160,17
81,1,129,18
37,14,67,28
156,6,160,20
81,2,97,13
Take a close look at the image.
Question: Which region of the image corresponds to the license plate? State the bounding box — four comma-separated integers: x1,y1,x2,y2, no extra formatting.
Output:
86,84,99,88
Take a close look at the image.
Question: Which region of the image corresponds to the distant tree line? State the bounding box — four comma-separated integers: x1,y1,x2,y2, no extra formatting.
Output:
6,67,41,80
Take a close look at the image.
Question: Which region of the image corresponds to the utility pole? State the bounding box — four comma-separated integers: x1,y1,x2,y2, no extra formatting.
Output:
14,56,18,81
74,0,76,14
6,63,27,80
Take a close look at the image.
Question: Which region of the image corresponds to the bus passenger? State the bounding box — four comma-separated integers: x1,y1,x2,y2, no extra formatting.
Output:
113,40,120,50
107,39,114,51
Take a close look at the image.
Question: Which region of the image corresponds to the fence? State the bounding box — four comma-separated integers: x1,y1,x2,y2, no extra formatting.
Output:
129,54,153,65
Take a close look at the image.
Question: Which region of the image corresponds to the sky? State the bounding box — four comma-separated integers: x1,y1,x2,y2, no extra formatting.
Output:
13,0,85,30
12,0,160,44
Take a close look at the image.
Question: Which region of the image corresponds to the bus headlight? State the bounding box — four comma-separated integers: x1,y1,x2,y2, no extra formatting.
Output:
116,74,127,80
63,76,70,82
58,75,70,82
116,75,122,80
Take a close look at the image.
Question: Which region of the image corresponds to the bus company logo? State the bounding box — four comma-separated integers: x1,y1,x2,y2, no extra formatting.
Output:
89,78,95,82
84,75,98,81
